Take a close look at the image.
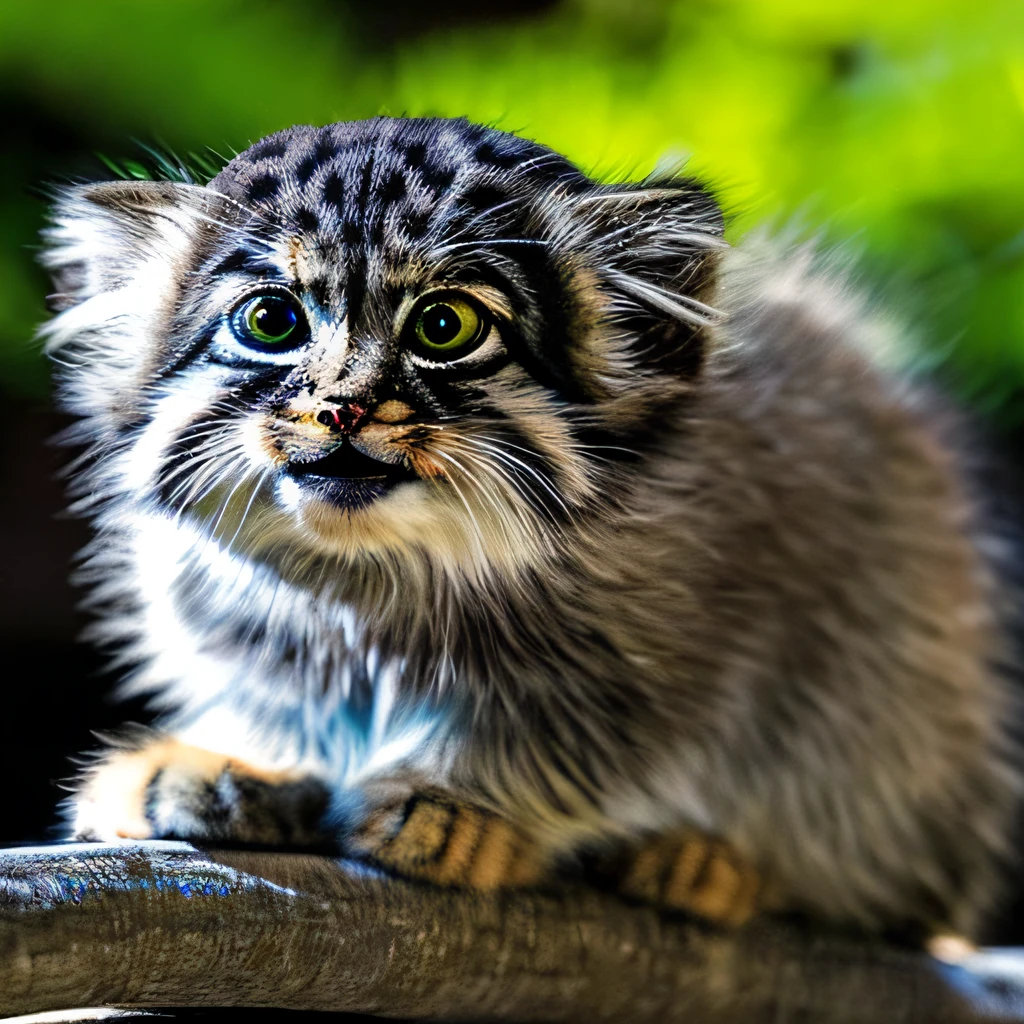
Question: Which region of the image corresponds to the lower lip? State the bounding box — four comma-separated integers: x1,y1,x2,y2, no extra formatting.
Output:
279,472,407,511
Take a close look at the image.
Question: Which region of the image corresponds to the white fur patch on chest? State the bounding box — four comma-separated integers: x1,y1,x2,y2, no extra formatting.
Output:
122,510,453,789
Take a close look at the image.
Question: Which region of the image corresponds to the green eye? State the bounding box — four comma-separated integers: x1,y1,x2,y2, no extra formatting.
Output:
413,296,486,356
232,295,304,351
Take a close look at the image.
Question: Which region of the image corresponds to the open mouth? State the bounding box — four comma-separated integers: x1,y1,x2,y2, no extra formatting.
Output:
285,441,417,510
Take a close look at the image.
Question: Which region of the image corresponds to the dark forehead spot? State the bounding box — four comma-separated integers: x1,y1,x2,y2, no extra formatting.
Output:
461,184,509,214
247,137,289,161
356,155,375,207
322,170,345,214
421,163,457,192
314,134,339,164
247,173,280,202
294,207,319,233
474,141,522,170
403,141,428,168
403,208,433,239
379,170,407,204
342,220,362,246
295,153,319,187
288,135,341,190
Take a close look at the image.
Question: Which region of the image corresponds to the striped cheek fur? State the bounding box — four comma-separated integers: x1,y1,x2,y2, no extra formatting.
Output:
39,117,724,585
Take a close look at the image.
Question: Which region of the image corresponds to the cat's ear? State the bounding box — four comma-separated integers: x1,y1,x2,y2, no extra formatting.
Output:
39,180,236,428
40,180,232,313
547,177,726,385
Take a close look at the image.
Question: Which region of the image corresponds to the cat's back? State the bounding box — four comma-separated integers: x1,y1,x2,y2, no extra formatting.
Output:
658,240,986,595
624,238,1007,740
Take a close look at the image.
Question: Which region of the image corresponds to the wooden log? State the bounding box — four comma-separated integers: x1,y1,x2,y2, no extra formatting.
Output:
0,842,1021,1022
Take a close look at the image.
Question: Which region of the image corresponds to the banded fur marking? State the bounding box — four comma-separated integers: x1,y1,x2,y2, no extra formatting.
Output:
363,794,548,890
618,832,763,926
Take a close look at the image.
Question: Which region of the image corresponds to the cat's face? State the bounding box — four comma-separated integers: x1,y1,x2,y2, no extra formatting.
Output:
41,118,723,578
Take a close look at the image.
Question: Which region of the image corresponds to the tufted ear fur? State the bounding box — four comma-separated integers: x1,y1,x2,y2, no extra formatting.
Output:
40,180,231,313
544,178,727,389
39,180,234,427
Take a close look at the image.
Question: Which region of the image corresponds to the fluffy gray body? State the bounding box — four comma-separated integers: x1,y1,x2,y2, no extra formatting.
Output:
40,117,1019,938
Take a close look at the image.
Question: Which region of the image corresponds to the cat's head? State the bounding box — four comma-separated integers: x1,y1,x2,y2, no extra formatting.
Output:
41,117,724,579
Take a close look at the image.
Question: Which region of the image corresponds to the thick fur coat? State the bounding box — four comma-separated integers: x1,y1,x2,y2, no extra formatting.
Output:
39,117,1020,938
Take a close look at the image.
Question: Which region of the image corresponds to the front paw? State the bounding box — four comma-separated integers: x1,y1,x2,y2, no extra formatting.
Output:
335,783,549,890
71,735,329,847
617,831,764,926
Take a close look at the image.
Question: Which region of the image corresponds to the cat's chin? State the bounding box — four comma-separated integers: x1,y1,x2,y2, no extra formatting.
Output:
268,473,541,576
273,473,437,555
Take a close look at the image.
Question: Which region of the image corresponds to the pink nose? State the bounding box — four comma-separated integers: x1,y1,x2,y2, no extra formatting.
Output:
317,402,369,434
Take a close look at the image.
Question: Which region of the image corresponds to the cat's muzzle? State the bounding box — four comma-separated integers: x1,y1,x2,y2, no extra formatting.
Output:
284,440,417,511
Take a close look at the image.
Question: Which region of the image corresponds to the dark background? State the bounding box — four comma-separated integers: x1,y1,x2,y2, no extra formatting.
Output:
2,0,1023,866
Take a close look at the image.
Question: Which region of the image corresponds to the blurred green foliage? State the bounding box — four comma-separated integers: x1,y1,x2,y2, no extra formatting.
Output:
1,0,1022,416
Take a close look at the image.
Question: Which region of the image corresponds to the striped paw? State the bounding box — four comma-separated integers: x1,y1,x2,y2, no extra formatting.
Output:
342,790,549,890
72,736,330,848
618,831,763,926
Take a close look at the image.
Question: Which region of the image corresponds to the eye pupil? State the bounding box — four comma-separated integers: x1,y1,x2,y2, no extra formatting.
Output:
412,297,484,356
248,297,297,342
421,304,462,346
233,294,305,352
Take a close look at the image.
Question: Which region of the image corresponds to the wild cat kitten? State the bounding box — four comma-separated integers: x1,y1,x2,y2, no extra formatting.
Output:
40,116,1019,940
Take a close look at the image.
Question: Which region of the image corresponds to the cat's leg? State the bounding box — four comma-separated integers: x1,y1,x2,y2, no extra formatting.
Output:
72,738,763,927
333,781,551,889
611,831,768,926
71,733,330,848
334,782,765,927
71,733,546,888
